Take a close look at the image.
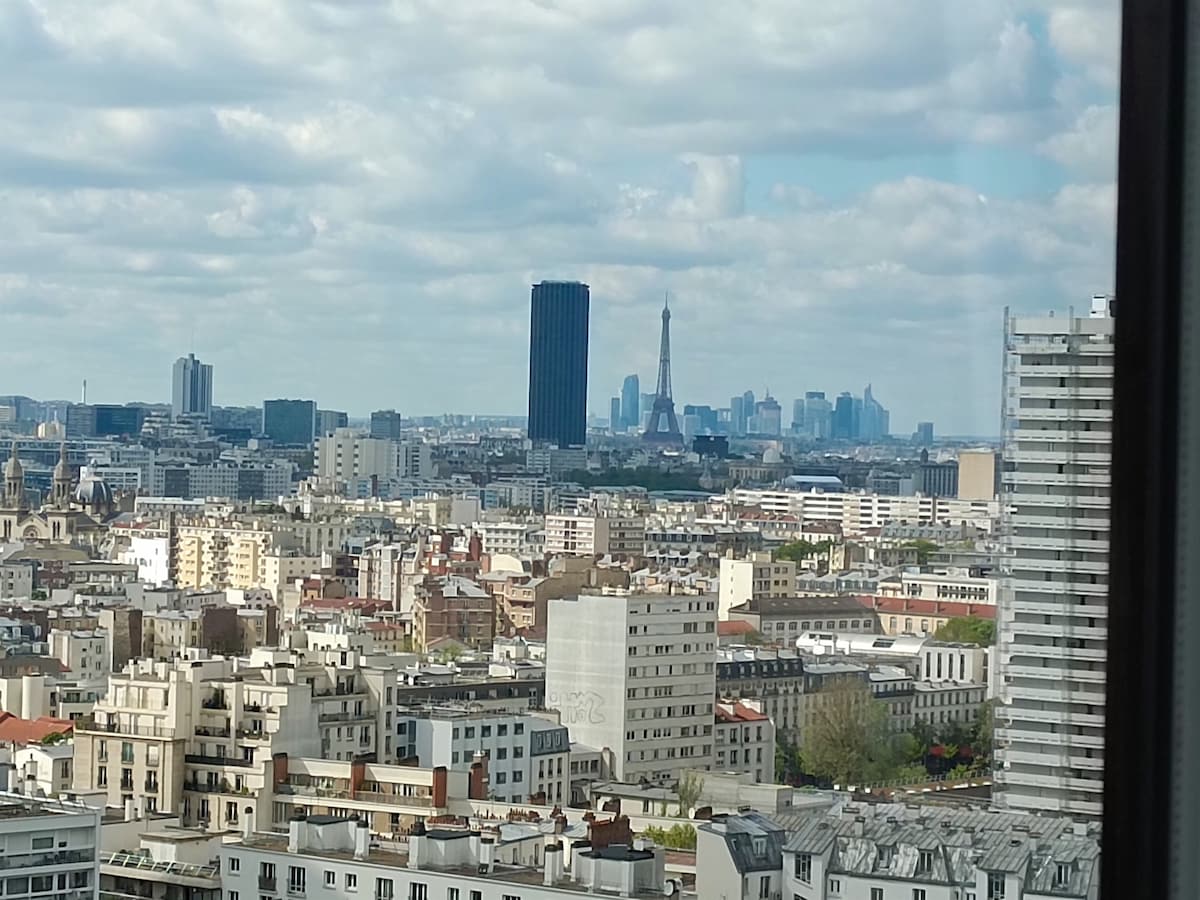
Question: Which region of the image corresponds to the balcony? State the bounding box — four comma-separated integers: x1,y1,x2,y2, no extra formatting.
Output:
317,711,375,724
201,697,229,711
185,753,253,768
0,849,95,870
259,877,277,891
275,783,434,808
101,851,217,881
195,725,231,738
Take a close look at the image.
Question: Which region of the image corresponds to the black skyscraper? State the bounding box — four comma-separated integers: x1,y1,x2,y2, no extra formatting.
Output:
527,281,590,447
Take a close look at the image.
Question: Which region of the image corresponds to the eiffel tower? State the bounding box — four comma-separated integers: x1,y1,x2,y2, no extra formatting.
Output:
642,294,684,447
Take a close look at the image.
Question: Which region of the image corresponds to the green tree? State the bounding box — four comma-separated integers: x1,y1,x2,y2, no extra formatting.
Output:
775,540,821,563
799,677,906,785
933,616,996,647
675,772,705,816
775,738,805,784
901,539,939,564
30,589,47,602
641,824,697,849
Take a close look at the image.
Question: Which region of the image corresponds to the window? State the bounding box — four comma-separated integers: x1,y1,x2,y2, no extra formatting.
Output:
987,874,1005,899
795,853,812,883
31,836,53,850
229,858,241,873
871,890,884,900
324,872,335,888
408,886,427,900
913,891,926,900
758,875,770,898
469,893,481,900
31,875,52,893
345,874,357,892
447,891,459,900
231,893,240,900
918,849,933,874
828,879,841,895
376,878,393,900
287,866,306,895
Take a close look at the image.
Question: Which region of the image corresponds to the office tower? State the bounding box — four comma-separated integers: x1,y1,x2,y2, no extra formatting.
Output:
730,396,746,435
832,392,856,440
995,297,1114,821
914,421,935,445
262,399,317,446
172,353,213,421
957,449,999,500
642,296,684,446
316,408,348,436
369,409,403,441
609,396,622,431
683,405,718,434
742,390,755,428
621,375,640,428
861,384,890,441
527,280,589,447
804,391,832,439
753,395,782,436
546,591,717,784
917,451,959,497
792,398,806,434
65,403,145,438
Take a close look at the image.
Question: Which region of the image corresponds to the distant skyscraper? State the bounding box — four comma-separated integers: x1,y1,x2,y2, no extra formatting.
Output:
263,399,316,446
804,391,832,439
914,421,935,445
730,396,746,435
621,375,640,428
861,384,890,441
753,395,782,436
316,409,348,436
370,409,403,441
172,353,213,421
527,281,589,447
832,392,856,440
791,398,806,434
609,397,622,431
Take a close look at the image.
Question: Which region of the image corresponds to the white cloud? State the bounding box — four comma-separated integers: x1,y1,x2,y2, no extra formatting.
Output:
0,0,1120,434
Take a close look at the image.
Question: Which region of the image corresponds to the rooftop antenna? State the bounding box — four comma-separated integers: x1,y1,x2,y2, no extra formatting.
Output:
81,379,87,405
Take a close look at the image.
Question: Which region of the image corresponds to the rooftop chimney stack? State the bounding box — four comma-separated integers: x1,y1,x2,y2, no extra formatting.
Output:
354,820,370,860
543,844,564,886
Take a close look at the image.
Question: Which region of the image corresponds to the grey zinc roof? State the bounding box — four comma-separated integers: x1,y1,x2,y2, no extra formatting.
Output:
705,813,787,874
779,803,1097,893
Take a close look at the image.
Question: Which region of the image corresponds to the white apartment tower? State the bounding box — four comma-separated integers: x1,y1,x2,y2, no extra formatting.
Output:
995,296,1113,821
545,590,718,785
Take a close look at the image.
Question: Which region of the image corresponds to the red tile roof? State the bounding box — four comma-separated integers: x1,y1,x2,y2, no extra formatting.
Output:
716,701,769,723
717,620,757,637
0,713,74,745
863,595,997,619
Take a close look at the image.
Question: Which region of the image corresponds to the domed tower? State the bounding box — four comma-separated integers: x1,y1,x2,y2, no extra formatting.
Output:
74,475,115,519
51,443,72,508
4,444,26,511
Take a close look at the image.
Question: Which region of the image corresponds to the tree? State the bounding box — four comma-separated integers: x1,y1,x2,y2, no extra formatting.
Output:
642,824,697,850
775,738,805,785
799,677,905,785
901,539,939,564
933,616,996,647
675,772,705,816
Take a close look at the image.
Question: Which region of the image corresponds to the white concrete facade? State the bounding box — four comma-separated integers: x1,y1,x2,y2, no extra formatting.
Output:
545,591,718,784
995,302,1113,821
717,553,796,620
0,793,100,900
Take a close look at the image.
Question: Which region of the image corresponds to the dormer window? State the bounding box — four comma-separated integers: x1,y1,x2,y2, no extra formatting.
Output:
1055,862,1071,887
918,849,934,873
878,845,894,867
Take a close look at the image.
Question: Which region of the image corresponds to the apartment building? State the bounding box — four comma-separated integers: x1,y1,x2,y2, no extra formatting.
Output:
914,681,988,728
869,596,997,638
995,301,1113,821
729,488,999,535
411,576,494,652
315,429,395,481
713,701,775,783
148,460,295,500
0,793,101,900
727,595,879,642
394,706,570,805
717,552,796,619
220,814,671,900
544,513,646,558
878,566,998,605
475,521,541,557
48,629,108,677
545,590,718,784
72,650,389,830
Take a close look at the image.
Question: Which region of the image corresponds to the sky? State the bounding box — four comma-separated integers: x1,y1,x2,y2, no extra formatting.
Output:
0,0,1119,435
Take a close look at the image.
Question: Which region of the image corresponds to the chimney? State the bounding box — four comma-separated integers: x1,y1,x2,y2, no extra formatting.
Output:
852,816,865,837
272,752,289,788
288,813,307,853
408,820,426,870
124,797,135,822
242,806,254,842
468,752,489,800
354,820,370,861
478,837,495,874
543,844,564,886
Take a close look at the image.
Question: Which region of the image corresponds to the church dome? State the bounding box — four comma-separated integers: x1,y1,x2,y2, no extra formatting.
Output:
763,446,783,464
74,476,114,509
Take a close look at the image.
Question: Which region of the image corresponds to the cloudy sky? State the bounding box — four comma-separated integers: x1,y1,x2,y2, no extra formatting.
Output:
0,0,1119,435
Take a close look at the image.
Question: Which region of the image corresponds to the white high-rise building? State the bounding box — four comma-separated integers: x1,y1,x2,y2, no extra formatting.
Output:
995,296,1114,821
0,793,101,900
171,353,213,421
545,590,717,785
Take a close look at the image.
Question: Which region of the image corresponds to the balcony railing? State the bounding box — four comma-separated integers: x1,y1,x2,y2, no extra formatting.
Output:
101,851,217,880
75,716,177,738
259,877,277,891
275,783,434,808
316,711,375,724
185,754,253,768
201,697,229,710
195,726,231,738
0,849,95,869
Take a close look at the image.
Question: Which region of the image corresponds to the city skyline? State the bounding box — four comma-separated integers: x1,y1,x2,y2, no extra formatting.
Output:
0,2,1117,436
